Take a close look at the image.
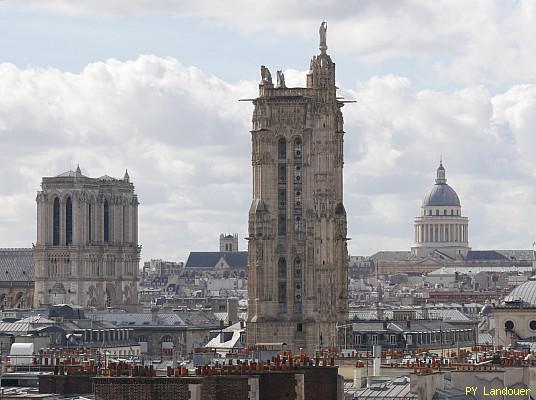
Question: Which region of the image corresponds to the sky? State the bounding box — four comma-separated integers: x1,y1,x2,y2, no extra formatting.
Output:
1,0,536,262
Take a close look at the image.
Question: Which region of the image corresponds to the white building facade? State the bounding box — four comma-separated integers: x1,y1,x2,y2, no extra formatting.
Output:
411,162,470,259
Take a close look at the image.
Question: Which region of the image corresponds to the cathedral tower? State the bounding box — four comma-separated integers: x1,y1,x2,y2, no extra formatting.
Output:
34,167,140,308
246,22,349,353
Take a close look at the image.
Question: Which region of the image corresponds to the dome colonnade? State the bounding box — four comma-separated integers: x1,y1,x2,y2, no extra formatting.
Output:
412,162,470,259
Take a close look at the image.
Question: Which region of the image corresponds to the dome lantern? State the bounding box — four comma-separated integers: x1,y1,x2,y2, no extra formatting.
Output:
435,160,446,184
422,161,461,207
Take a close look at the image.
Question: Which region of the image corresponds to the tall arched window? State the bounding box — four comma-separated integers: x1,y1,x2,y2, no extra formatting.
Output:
293,137,303,236
294,257,302,313
66,197,73,245
103,200,110,242
294,138,302,159
53,198,60,246
278,138,286,160
278,138,287,238
122,205,128,242
278,257,287,313
88,203,92,242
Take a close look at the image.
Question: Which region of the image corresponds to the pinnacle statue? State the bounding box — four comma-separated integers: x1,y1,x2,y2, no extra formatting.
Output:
319,21,327,52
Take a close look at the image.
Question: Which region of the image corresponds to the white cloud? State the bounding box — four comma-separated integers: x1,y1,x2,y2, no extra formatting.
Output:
1,55,535,261
19,0,536,86
343,75,536,254
0,55,255,259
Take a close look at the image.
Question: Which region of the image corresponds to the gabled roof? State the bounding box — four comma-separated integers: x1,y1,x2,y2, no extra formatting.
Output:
98,174,118,181
350,376,415,399
185,252,248,269
432,249,455,260
93,311,187,327
466,249,535,261
369,251,412,261
0,318,56,334
414,256,443,266
55,170,86,178
466,250,508,260
18,315,55,324
350,308,470,322
0,248,34,282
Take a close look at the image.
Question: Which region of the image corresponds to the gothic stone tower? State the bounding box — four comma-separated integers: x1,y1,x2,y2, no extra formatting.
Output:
34,166,140,308
246,23,349,354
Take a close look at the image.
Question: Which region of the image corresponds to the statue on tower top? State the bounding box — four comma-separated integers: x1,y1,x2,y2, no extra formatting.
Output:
319,21,327,52
276,70,286,88
260,65,272,85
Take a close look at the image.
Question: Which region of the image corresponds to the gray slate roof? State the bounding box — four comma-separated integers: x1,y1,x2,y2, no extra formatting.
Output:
467,249,535,261
350,308,470,322
348,377,417,399
56,170,84,178
466,250,508,260
185,252,248,269
422,182,461,207
0,248,34,282
93,312,187,327
505,280,536,306
89,310,221,329
370,251,412,261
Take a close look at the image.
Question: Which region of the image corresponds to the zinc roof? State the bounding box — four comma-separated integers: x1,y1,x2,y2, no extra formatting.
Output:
0,248,34,282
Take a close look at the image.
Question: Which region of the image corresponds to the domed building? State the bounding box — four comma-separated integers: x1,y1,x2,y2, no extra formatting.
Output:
371,160,534,277
506,281,536,306
411,161,470,259
493,280,536,347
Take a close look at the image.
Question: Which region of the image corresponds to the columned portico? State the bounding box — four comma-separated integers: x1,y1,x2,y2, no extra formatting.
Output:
411,162,470,259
